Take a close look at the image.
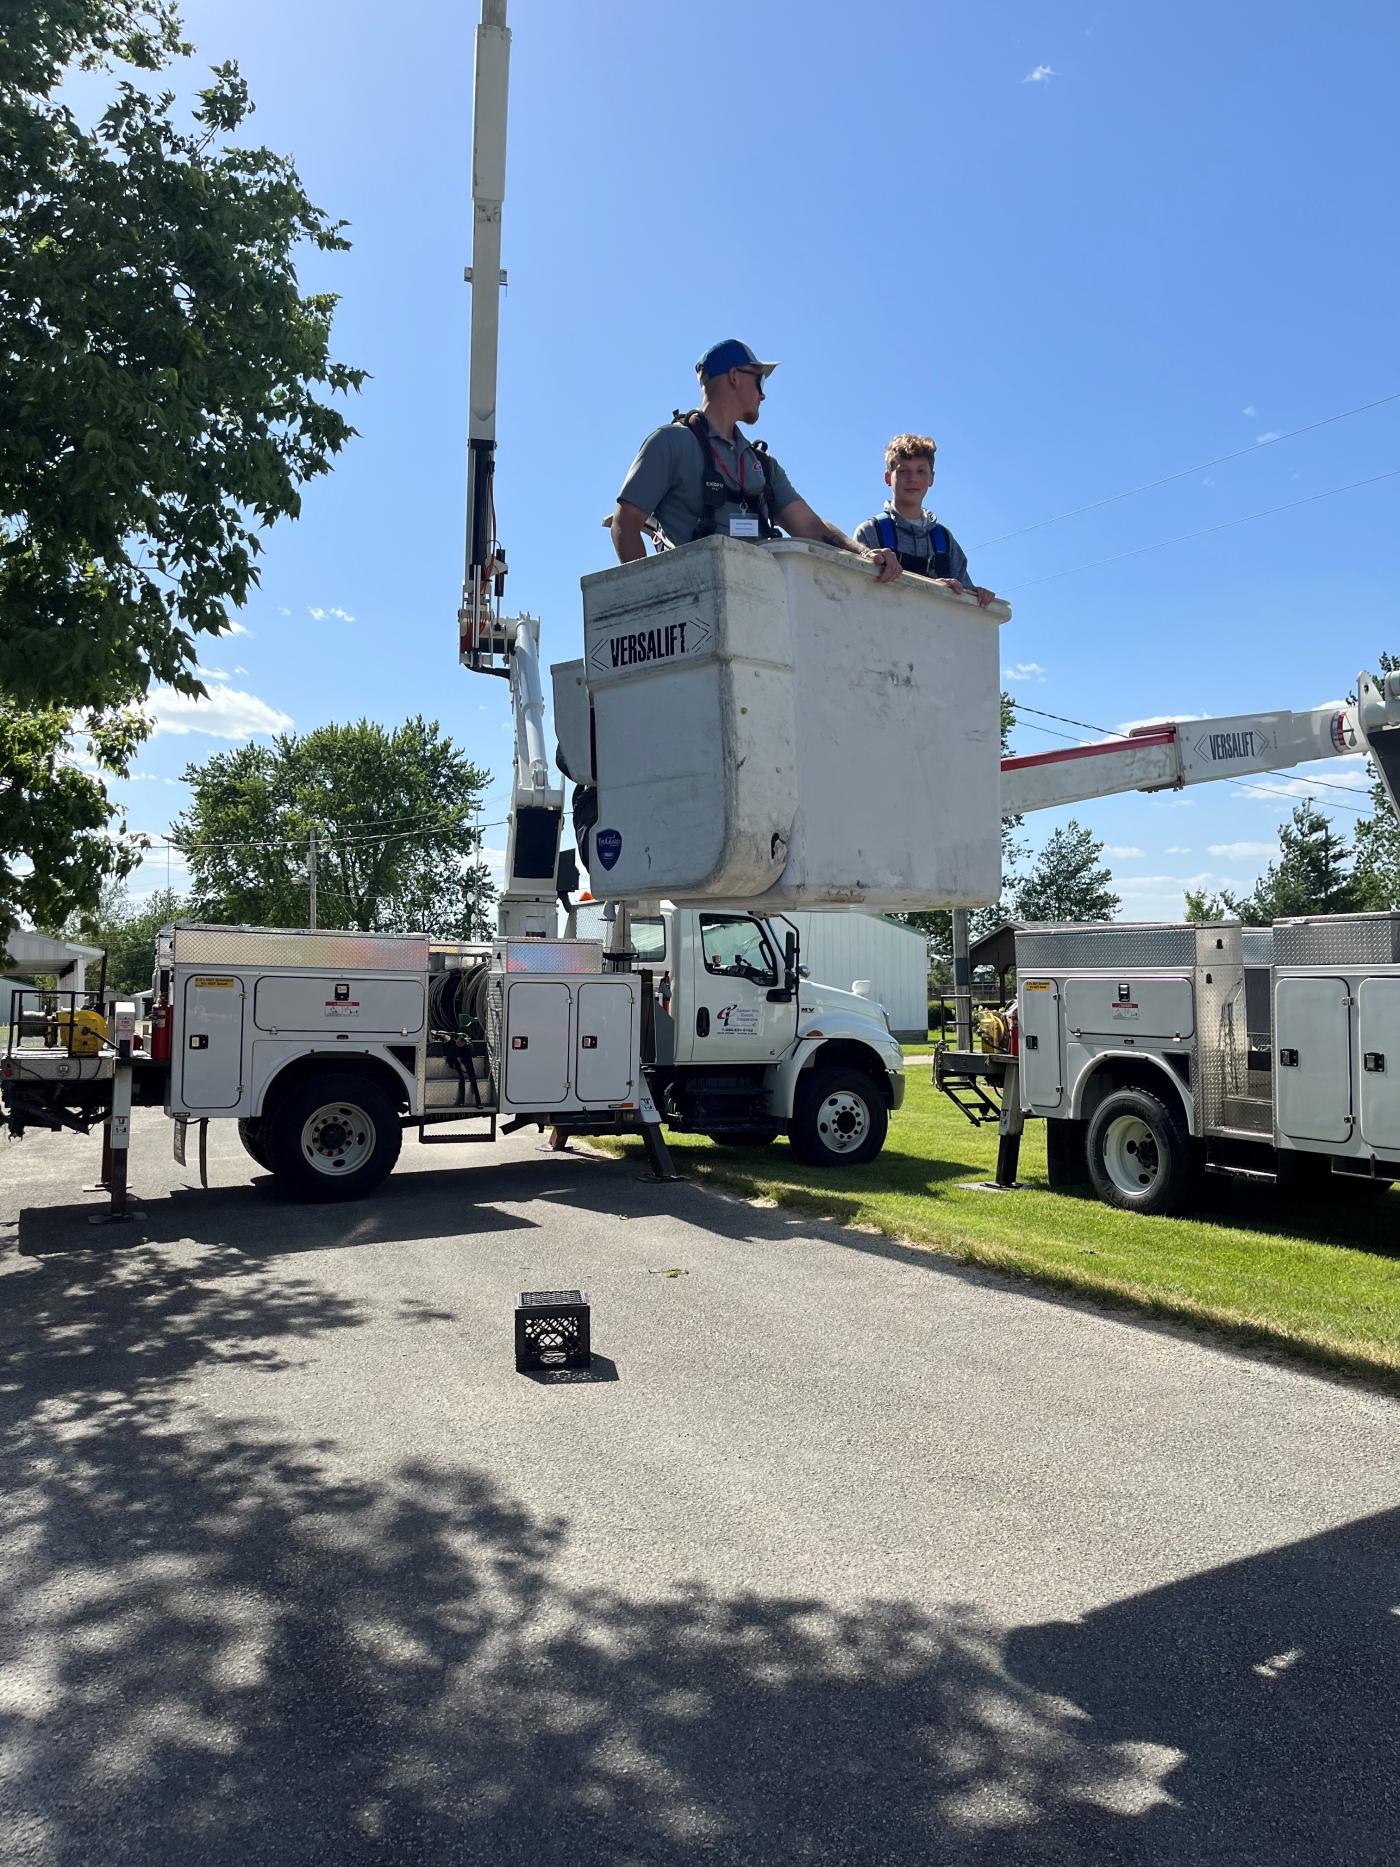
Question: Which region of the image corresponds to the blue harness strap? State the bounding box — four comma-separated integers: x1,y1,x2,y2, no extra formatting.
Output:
876,513,951,574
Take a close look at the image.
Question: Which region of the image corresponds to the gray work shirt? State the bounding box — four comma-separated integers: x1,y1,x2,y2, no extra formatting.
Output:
618,416,801,547
854,502,976,587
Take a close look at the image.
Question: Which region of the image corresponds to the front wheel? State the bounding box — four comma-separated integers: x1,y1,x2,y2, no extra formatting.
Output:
788,1067,888,1168
1086,1086,1198,1216
264,1072,403,1201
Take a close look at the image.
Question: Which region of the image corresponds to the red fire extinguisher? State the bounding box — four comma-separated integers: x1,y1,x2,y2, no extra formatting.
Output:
149,999,172,1062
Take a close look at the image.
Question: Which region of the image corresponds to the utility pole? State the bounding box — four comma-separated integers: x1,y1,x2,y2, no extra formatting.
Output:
308,827,318,930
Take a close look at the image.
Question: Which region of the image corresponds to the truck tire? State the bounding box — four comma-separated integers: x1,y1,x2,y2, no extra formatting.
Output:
788,1067,888,1168
264,1072,403,1201
237,1118,272,1172
1086,1086,1199,1216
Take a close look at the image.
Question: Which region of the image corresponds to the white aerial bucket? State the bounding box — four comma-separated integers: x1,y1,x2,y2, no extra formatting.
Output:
576,536,1009,910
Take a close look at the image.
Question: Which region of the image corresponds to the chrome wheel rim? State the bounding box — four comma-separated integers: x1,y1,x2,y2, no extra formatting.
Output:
300,1101,376,1176
815,1088,870,1156
1102,1114,1160,1195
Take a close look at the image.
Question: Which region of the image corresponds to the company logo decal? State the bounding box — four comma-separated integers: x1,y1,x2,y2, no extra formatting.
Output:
594,827,622,871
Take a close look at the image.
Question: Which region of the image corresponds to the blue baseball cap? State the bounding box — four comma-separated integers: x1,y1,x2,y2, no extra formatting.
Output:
695,339,779,382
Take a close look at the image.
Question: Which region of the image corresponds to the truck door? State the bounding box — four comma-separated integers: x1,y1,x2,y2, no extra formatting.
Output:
1018,977,1063,1110
180,973,245,1110
1357,977,1400,1151
1275,976,1352,1145
680,914,795,1065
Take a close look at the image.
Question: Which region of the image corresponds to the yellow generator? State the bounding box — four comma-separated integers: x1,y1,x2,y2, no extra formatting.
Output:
56,1007,108,1057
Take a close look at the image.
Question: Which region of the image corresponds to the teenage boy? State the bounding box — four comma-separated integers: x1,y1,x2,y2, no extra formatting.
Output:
854,433,996,606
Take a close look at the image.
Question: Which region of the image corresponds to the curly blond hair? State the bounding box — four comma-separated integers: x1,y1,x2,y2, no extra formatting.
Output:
884,433,936,472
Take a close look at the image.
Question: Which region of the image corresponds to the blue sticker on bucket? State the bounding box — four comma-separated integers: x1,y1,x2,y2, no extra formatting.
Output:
594,827,622,872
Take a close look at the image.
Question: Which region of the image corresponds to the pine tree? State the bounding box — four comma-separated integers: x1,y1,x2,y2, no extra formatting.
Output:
1015,820,1120,923
1224,799,1354,924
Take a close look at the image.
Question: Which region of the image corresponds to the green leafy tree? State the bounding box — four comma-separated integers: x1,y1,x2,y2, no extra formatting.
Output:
172,719,496,939
1,1,363,921
1223,798,1354,924
56,882,188,995
1016,819,1120,923
1352,650,1400,910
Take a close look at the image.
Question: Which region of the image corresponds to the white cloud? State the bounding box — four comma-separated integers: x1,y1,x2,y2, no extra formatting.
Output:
127,773,181,786
1003,660,1048,683
1256,431,1280,444
1242,404,1257,419
1164,845,1192,855
1104,845,1145,859
278,607,291,617
149,684,293,740
308,607,326,621
329,606,355,623
1200,477,1216,488
1023,63,1057,82
225,619,251,637
308,604,356,623
481,845,507,888
233,665,248,675
1208,840,1277,859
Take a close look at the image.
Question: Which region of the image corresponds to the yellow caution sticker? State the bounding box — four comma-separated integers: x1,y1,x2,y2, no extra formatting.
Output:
1023,979,1053,992
194,975,236,988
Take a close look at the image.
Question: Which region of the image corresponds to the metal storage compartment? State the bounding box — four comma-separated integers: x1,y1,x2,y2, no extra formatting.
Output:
1061,974,1195,1040
578,535,1008,909
1274,912,1400,967
1019,978,1063,1109
1274,976,1353,1144
253,975,424,1035
1357,977,1400,1150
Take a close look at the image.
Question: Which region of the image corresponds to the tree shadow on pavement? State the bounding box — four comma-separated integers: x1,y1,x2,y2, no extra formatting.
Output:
0,1319,1393,1867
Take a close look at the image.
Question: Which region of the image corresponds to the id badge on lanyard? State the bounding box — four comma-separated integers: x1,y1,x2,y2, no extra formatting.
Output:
728,512,760,538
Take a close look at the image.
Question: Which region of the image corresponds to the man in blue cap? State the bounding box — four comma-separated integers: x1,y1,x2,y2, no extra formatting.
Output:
610,341,901,581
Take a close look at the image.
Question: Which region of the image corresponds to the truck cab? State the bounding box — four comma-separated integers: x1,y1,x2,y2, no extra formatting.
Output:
629,906,905,1165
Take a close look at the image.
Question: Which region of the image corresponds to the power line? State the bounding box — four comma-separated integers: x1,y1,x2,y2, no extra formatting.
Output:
974,390,1400,551
143,817,507,854
1005,467,1400,593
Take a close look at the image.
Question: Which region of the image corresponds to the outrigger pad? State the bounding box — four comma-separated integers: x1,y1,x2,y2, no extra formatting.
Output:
576,536,1009,909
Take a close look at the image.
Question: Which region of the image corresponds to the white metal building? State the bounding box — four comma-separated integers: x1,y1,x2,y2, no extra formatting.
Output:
779,910,928,1040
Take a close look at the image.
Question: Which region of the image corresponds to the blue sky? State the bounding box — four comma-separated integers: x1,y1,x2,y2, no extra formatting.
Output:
112,0,1400,919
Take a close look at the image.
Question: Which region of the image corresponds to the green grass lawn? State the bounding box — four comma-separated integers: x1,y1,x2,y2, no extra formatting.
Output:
595,1063,1400,1386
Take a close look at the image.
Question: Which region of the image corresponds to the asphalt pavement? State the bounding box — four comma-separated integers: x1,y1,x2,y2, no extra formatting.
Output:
0,1108,1396,1866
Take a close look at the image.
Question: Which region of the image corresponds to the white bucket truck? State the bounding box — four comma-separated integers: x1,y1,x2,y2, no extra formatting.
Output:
938,912,1400,1216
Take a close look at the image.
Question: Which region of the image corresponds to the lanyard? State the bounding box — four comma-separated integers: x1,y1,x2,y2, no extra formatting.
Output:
710,435,756,502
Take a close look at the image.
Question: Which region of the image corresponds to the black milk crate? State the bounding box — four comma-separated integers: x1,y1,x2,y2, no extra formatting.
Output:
515,1289,591,1372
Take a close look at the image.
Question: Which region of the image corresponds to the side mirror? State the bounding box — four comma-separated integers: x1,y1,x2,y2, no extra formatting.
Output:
798,963,811,979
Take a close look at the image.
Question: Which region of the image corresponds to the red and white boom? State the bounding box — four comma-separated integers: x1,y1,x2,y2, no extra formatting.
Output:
1001,670,1400,820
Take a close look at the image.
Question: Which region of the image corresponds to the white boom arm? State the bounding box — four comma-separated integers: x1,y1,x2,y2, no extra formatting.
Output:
1001,669,1400,821
460,0,510,661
